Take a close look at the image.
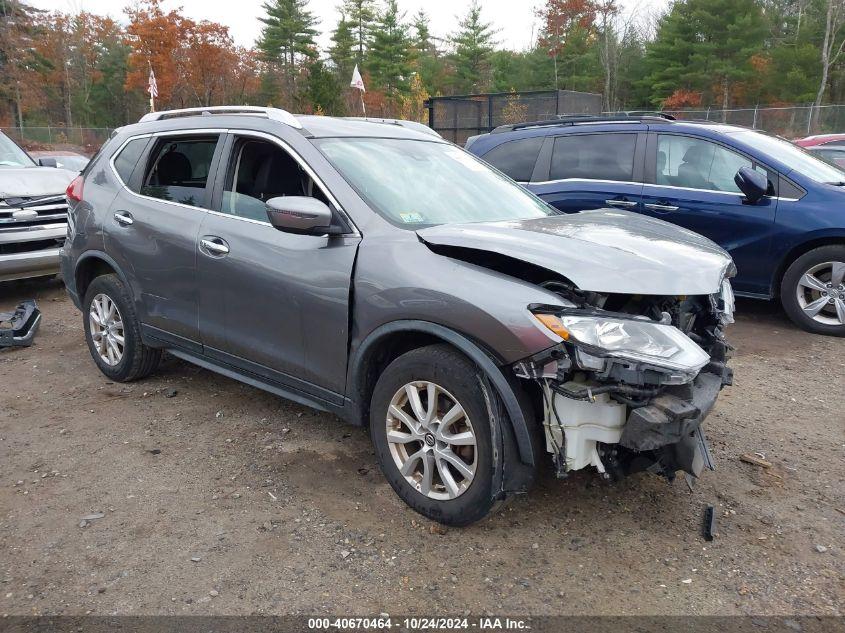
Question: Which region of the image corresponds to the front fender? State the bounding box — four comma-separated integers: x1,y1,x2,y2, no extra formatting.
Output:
348,319,538,468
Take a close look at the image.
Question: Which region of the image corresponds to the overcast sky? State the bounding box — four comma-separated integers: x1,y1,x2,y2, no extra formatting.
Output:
28,0,667,52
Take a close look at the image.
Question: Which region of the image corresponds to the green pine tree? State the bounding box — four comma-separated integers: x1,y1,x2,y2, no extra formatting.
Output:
305,58,345,115
257,0,319,70
329,12,356,82
410,9,445,95
641,0,767,109
341,0,376,65
412,9,432,53
450,0,496,94
367,0,412,96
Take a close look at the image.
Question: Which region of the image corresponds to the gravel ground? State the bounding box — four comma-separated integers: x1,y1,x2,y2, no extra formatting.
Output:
1,278,842,617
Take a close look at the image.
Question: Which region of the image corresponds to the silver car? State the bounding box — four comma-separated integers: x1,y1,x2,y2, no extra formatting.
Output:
60,107,735,525
0,131,76,282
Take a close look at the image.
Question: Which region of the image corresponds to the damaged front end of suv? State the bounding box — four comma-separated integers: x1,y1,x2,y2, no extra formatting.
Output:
418,209,736,486
518,280,734,483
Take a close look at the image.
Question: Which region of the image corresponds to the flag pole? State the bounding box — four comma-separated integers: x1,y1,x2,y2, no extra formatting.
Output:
148,60,155,113
361,93,366,117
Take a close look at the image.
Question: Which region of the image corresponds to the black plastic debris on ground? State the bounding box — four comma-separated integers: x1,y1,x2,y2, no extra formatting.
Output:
703,505,716,541
0,300,41,348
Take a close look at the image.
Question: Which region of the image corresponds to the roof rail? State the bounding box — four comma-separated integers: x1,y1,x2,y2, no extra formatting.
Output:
139,106,302,129
342,117,442,137
491,113,676,134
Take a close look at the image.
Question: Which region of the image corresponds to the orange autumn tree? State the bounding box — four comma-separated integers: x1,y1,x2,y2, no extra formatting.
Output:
124,0,191,108
663,89,702,109
182,21,240,106
124,1,261,110
537,0,597,59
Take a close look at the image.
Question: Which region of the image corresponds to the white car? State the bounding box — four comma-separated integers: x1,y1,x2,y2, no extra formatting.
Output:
0,132,77,282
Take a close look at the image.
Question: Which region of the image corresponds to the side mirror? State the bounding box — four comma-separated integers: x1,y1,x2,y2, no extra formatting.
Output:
38,157,58,168
734,167,768,204
266,196,335,235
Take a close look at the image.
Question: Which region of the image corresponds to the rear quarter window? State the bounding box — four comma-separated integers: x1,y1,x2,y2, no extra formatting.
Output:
112,138,150,187
480,137,544,182
551,133,637,182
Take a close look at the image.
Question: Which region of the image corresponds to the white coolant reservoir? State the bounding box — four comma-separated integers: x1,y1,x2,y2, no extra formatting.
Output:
543,382,627,473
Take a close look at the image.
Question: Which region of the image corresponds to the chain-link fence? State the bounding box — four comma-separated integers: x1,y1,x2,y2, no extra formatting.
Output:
7,104,845,152
427,90,603,144
1,127,113,153
660,105,845,138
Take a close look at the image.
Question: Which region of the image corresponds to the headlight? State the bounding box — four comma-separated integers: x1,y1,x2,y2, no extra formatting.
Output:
720,279,735,324
533,312,710,375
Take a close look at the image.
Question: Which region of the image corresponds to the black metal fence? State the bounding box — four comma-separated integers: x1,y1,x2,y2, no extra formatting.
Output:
426,90,603,144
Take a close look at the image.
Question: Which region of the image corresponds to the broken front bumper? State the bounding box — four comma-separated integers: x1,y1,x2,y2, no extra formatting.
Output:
539,360,731,481
621,371,722,452
0,300,41,348
620,371,723,478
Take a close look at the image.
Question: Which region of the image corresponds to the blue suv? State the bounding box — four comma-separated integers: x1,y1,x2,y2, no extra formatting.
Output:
466,115,845,336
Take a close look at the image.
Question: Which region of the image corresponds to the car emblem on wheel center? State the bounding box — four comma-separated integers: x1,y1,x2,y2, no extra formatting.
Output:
424,433,436,447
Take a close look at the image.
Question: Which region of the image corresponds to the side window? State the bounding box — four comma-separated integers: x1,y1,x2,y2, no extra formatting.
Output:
140,136,219,208
113,138,148,186
220,138,328,223
657,135,767,194
550,133,637,182
481,137,544,182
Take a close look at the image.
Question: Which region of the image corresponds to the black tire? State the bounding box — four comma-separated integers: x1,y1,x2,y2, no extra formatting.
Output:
780,245,845,337
369,344,499,526
82,274,161,381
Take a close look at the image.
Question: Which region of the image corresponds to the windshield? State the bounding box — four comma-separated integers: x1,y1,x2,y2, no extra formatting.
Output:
0,133,35,168
728,129,845,184
315,138,556,226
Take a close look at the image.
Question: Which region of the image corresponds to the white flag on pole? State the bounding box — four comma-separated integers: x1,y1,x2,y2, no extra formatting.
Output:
350,64,365,92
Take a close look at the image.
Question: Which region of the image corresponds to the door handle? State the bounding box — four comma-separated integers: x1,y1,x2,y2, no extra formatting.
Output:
644,203,680,212
605,199,638,208
200,237,230,257
113,211,134,226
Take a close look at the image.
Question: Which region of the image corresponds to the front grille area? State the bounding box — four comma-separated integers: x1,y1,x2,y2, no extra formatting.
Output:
0,195,68,229
0,237,63,255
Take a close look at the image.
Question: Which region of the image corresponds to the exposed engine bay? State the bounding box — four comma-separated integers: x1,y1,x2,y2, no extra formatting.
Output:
516,278,735,483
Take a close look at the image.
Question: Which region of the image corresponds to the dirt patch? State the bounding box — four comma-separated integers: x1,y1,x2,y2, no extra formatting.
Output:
1,280,843,616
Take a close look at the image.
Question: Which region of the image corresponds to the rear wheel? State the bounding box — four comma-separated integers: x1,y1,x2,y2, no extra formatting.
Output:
370,345,498,526
82,274,161,381
781,245,845,337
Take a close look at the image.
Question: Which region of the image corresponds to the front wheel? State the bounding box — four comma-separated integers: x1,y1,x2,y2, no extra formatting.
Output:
781,245,845,337
369,345,499,526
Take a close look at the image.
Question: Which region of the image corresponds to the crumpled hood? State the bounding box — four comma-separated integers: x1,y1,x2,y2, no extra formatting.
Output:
0,167,77,199
417,209,734,295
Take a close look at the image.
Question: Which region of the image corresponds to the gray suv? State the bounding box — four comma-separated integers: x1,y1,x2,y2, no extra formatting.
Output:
61,107,735,525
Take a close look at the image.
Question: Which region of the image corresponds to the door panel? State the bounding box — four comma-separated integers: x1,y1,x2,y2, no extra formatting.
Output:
531,179,644,214
197,213,359,397
527,132,644,213
104,134,222,343
197,133,360,397
642,134,777,295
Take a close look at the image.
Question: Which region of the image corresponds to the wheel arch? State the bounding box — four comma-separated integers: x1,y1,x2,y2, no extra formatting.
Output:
347,320,538,467
74,251,130,304
772,233,845,297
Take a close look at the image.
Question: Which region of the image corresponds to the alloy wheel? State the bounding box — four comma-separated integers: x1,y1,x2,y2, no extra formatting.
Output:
796,261,845,327
385,381,477,501
89,293,125,366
